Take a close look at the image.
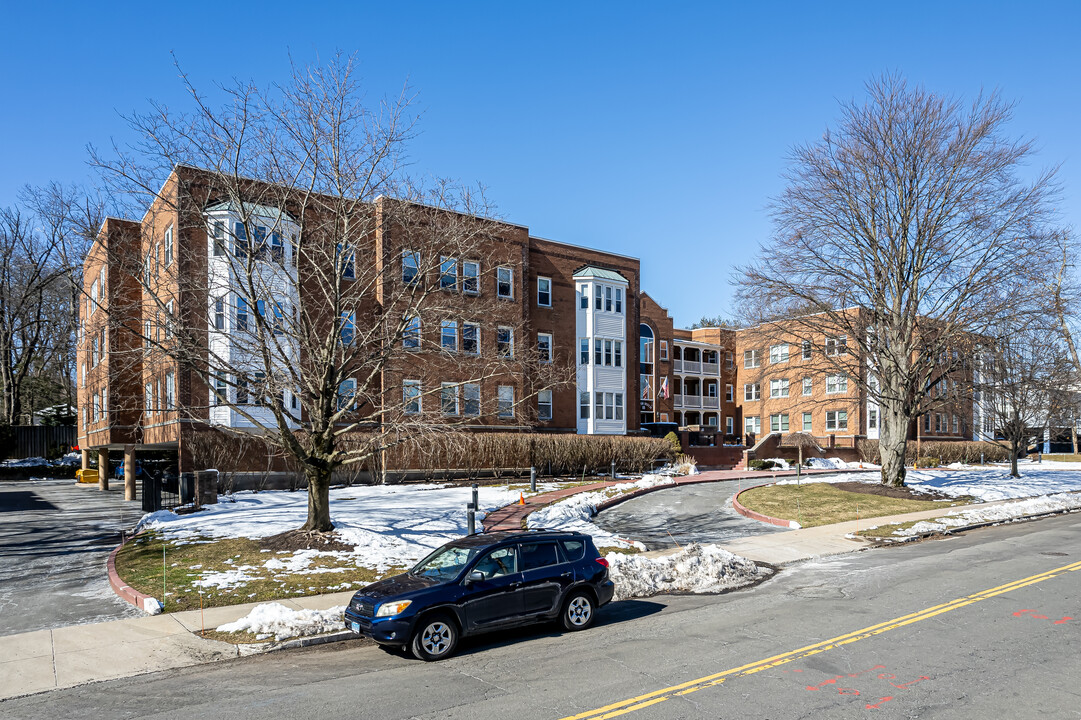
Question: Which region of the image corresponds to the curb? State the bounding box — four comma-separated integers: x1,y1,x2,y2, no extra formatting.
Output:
865,506,1081,544
235,629,358,656
732,488,800,529
107,540,159,613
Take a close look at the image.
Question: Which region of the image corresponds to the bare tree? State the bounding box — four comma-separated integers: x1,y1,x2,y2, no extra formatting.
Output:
737,74,1060,486
92,55,566,532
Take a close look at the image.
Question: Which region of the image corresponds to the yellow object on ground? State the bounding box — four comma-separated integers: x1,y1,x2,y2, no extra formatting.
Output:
76,469,99,484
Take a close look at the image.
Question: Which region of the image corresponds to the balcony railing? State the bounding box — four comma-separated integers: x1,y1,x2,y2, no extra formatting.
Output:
702,361,720,375
673,359,683,372
677,394,702,408
703,396,719,409
683,360,701,374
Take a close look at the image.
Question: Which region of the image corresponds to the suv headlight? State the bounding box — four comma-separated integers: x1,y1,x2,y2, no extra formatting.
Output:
375,600,412,617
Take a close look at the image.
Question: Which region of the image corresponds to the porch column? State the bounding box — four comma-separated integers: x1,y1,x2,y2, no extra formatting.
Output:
97,448,110,491
123,444,136,501
81,448,89,471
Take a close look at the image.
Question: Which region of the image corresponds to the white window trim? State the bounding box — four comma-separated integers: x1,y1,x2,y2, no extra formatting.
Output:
497,266,514,299
538,332,553,363
441,382,460,416
537,276,552,307
403,380,422,414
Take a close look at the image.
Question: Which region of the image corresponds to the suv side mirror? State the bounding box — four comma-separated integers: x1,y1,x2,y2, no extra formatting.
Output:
466,570,485,584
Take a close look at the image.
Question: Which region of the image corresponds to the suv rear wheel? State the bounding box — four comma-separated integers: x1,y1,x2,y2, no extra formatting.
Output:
411,614,458,661
561,590,595,631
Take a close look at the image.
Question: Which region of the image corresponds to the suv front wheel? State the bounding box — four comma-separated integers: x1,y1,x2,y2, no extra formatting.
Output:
561,590,595,631
411,614,459,661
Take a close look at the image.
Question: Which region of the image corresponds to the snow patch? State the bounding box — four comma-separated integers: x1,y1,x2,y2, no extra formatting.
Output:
607,544,763,600
216,602,346,641
886,492,1081,537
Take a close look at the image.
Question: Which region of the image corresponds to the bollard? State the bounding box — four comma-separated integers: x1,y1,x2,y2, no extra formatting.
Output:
530,466,536,493
467,502,476,535
981,452,985,465
610,460,616,480
471,484,479,514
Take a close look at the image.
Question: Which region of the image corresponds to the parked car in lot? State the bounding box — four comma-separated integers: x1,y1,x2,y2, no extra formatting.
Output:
344,530,615,660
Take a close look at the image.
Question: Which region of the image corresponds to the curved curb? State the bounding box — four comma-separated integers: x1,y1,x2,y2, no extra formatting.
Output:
107,540,157,613
732,487,799,529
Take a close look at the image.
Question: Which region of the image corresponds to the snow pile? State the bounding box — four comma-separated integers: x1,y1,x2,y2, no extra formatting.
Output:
55,452,82,466
527,475,675,549
192,566,263,590
607,544,763,600
887,492,1081,537
806,457,856,470
1,456,49,467
136,483,524,572
759,458,791,470
216,602,346,641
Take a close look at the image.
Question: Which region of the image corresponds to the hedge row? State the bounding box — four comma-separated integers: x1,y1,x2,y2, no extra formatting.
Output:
857,439,1011,465
386,432,674,478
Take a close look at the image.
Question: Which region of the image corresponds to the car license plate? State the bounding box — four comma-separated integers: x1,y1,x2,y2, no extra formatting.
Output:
350,621,360,633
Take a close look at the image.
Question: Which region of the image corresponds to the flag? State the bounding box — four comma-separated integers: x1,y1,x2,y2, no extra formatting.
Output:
659,376,669,399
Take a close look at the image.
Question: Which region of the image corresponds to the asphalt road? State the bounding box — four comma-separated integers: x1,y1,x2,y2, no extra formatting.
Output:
0,480,142,636
4,511,1079,719
594,478,783,549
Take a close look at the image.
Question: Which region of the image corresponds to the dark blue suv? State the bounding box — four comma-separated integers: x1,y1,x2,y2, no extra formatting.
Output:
343,530,615,660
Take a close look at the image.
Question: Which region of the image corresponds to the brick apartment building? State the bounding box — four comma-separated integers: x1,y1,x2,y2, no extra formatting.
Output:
77,166,983,485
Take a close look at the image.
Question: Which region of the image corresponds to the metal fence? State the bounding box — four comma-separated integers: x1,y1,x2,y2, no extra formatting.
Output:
2,425,76,459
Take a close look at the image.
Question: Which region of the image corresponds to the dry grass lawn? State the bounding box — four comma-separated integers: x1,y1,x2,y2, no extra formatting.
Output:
737,483,967,528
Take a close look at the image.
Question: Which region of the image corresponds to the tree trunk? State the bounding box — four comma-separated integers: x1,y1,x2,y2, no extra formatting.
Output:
878,399,908,487
1010,439,1020,478
301,464,333,532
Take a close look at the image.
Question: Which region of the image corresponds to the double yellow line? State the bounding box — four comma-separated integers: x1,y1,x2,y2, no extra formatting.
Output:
562,559,1081,720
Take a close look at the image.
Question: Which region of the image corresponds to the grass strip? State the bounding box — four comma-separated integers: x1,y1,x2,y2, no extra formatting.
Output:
737,483,967,528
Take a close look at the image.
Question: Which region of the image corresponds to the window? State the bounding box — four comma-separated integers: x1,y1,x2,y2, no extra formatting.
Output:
744,383,761,401
441,320,458,352
163,226,173,268
953,415,959,434
744,349,761,368
706,383,718,398
537,277,552,307
615,393,624,421
826,374,848,394
165,372,175,410
145,382,153,412
237,297,249,332
614,341,622,367
497,266,513,298
462,322,479,355
440,256,457,290
497,327,514,357
615,288,623,314
660,341,668,361
802,340,812,360
80,363,86,389
462,261,479,294
935,413,942,432
253,226,268,260
252,371,267,405
579,391,590,419
92,394,100,422
269,232,283,262
402,250,420,284
340,311,355,346
497,386,514,418
769,344,789,364
475,547,517,579
594,391,604,420
212,221,225,256
91,280,99,308
214,298,225,330
745,416,761,434
462,383,480,416
826,410,848,431
725,384,733,401
165,300,174,339
594,284,603,310
441,383,459,416
519,542,560,571
403,380,421,414
604,340,613,366
271,302,285,335
339,244,356,280
726,416,734,434
337,379,357,411
101,388,107,417
803,412,813,432
605,286,613,312
802,377,812,396
869,409,878,430
580,338,589,365
233,223,248,258
604,393,615,420
213,373,226,406
725,351,734,369
538,389,553,421
770,378,790,398
91,336,100,366
143,254,152,286
770,413,790,432
924,414,932,432
403,316,421,349
538,333,552,363
826,335,848,356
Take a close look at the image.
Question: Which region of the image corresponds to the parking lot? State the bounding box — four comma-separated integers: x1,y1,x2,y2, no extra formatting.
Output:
0,480,143,636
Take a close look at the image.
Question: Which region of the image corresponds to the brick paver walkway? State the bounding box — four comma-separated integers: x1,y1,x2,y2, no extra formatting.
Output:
482,466,871,531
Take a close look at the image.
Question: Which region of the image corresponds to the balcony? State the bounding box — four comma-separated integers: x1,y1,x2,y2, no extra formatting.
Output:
702,361,720,375
675,394,702,408
673,359,682,372
703,396,719,409
683,360,701,374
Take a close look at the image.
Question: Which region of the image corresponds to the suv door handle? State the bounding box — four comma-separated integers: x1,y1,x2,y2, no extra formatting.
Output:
561,572,573,578
510,581,523,589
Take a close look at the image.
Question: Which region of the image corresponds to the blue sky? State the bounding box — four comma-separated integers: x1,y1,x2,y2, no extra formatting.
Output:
2,1,1078,327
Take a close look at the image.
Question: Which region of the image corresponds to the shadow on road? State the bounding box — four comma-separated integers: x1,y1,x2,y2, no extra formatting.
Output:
0,490,58,512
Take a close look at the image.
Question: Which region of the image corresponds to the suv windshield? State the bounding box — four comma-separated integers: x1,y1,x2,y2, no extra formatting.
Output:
411,544,482,581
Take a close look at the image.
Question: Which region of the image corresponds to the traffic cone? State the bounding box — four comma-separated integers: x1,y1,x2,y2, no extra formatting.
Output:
519,492,525,505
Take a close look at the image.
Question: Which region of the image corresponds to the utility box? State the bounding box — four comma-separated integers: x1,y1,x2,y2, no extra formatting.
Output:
195,470,219,506
76,468,99,484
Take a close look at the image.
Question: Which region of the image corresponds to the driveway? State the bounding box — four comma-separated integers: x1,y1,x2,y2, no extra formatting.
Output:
594,478,785,549
0,480,143,636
